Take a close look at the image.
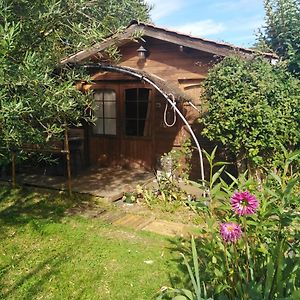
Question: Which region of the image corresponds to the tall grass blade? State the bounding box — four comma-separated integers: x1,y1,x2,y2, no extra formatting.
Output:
191,237,201,298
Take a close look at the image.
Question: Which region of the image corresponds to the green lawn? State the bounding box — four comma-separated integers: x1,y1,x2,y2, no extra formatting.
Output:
0,186,185,300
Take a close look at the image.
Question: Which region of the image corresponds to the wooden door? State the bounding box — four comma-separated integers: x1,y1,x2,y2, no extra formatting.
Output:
88,84,121,166
119,84,154,170
88,82,154,170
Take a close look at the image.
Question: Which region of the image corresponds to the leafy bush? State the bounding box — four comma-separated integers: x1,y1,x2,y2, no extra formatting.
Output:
201,55,300,172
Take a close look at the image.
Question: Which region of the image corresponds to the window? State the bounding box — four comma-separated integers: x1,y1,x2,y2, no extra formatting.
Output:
125,88,151,136
93,89,116,135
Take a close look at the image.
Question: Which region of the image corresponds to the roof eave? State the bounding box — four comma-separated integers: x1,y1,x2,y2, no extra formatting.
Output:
60,21,278,65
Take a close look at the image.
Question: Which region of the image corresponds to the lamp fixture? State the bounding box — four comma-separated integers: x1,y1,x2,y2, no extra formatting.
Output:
137,45,148,59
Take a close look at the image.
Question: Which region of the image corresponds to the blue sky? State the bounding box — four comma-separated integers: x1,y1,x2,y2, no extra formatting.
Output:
145,0,266,47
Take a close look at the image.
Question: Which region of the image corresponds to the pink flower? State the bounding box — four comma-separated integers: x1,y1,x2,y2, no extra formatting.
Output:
231,191,259,216
220,222,242,243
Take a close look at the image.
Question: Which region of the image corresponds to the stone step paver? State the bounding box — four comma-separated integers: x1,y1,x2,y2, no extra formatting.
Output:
142,219,194,237
110,213,195,237
67,204,197,237
98,210,127,224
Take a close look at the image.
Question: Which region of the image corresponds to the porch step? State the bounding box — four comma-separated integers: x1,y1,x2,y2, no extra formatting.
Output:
142,219,194,237
98,210,127,224
107,212,196,237
112,214,155,230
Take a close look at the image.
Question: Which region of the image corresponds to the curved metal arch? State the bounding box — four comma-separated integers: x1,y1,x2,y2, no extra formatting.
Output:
81,63,205,183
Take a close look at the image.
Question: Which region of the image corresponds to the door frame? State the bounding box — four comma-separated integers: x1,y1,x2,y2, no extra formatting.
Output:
88,81,155,169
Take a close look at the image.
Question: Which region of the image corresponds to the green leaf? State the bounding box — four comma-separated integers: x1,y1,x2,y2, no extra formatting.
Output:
290,289,300,300
211,166,225,187
172,296,189,300
225,171,238,185
210,146,218,161
275,241,284,297
191,237,201,298
202,149,212,165
213,161,231,167
269,172,282,186
179,289,196,300
264,258,274,299
284,177,299,197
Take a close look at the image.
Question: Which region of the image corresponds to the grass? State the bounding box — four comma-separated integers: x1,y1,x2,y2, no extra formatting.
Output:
0,186,186,300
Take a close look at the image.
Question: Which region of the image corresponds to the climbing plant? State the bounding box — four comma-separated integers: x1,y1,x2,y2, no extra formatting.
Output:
201,55,300,173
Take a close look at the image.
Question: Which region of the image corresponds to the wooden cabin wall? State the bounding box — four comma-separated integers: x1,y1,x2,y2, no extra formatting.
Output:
82,80,157,170
117,37,215,106
119,38,214,163
83,37,220,177
152,92,181,164
118,37,214,159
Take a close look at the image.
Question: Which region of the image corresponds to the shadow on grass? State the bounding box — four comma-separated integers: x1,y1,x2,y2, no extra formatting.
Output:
0,186,107,299
164,233,214,296
163,236,193,292
0,250,70,300
0,252,29,280
0,186,98,231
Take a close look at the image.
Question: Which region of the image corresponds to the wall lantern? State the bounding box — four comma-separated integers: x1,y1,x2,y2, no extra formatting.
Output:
137,45,148,60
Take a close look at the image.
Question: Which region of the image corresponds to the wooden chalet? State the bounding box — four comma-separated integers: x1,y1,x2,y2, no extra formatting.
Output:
61,20,276,180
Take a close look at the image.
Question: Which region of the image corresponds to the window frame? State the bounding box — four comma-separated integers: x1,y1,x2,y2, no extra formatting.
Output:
124,88,152,138
92,89,117,136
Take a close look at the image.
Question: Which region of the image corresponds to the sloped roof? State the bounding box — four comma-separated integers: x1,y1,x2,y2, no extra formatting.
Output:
61,20,277,65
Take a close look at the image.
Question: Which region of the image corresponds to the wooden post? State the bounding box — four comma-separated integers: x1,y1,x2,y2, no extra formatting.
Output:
12,152,16,188
64,126,72,196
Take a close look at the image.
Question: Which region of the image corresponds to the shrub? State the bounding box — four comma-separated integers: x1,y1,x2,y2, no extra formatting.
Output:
201,56,300,173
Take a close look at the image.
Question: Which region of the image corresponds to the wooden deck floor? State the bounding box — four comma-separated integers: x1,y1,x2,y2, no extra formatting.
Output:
3,166,154,201
1,167,199,237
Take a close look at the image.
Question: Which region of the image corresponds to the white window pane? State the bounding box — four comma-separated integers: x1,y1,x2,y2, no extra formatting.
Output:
94,92,103,101
104,119,116,135
94,101,103,117
93,118,104,134
104,102,116,118
104,90,116,101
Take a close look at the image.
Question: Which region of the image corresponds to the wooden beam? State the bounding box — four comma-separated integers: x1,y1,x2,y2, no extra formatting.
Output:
142,28,251,58
178,78,206,83
60,25,139,65
21,147,68,154
64,126,72,196
12,152,16,188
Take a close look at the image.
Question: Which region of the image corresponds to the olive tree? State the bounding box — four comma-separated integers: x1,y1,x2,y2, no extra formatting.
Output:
0,0,151,163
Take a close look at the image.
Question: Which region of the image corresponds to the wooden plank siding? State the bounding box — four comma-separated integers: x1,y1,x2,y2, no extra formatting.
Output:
81,36,213,173
117,37,213,106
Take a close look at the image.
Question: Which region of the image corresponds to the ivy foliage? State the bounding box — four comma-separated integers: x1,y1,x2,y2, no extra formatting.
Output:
201,55,300,168
0,0,150,162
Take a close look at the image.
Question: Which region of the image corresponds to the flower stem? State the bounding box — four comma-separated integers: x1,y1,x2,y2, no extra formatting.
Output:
243,217,250,284
233,243,246,299
223,243,233,287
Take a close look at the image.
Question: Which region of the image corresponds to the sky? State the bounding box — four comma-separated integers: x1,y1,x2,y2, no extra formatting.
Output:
145,0,266,47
